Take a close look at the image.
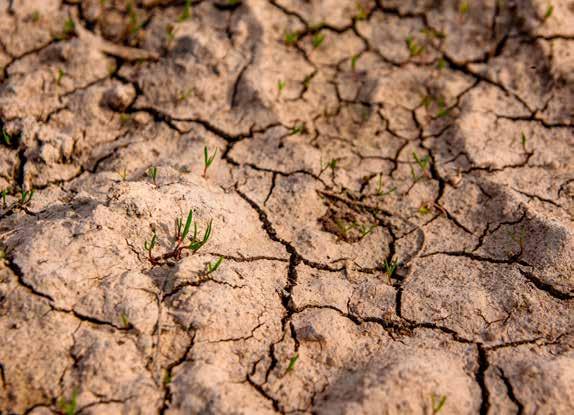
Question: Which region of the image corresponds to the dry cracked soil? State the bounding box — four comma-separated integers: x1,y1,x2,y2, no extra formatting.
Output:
0,0,573,414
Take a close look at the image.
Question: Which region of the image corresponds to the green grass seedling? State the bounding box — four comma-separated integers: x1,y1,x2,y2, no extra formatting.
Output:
432,394,447,414
20,189,34,205
206,256,224,274
406,36,425,57
411,152,431,181
312,32,325,49
1,188,9,208
2,129,12,146
284,31,299,46
147,166,158,186
544,4,553,20
203,146,217,178
57,390,78,415
278,80,286,93
179,0,192,21
382,258,398,283
286,353,299,372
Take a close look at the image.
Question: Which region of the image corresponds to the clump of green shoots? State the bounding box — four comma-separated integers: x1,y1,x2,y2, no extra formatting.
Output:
57,390,78,415
431,393,447,414
286,352,299,372
179,0,192,22
411,152,431,182
406,36,425,57
147,166,158,186
277,80,286,93
382,258,398,283
203,146,217,178
206,256,224,275
20,189,34,205
145,209,213,266
459,1,470,15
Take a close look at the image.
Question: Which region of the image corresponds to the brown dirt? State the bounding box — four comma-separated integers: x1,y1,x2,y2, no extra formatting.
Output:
0,1,573,414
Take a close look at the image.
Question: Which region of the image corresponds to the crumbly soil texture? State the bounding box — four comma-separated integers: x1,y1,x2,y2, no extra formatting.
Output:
0,0,573,414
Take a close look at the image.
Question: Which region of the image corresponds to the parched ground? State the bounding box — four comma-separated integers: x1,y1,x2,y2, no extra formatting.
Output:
0,0,573,414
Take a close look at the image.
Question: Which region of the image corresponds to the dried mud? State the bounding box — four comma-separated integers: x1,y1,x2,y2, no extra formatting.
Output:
0,1,573,414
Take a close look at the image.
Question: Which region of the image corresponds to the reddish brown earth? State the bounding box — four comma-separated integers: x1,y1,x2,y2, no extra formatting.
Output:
0,1,573,414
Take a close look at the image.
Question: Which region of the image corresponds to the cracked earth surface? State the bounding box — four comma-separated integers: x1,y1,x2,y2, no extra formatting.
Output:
0,0,573,414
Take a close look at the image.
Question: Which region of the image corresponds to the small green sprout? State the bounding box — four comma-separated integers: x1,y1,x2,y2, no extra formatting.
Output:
520,132,527,150
0,248,6,261
31,10,41,22
20,189,34,205
459,1,470,15
358,223,377,239
166,24,176,46
509,225,527,255
431,394,447,414
127,2,141,36
421,95,433,109
120,313,131,329
118,168,128,181
188,219,212,253
144,232,158,262
119,113,131,125
311,32,325,49
179,0,192,22
63,18,75,38
177,88,193,102
319,158,338,176
437,57,447,70
2,129,11,146
56,68,65,86
355,2,368,20
302,73,313,89
411,152,431,181
286,352,299,372
374,174,396,197
351,54,360,71
290,123,306,136
147,166,158,186
57,390,78,415
544,4,553,20
421,27,446,39
206,256,224,274
418,202,432,215
284,31,299,46
1,188,9,208
382,258,398,282
278,80,286,93
227,0,241,5
406,36,425,57
163,370,173,385
203,146,217,178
